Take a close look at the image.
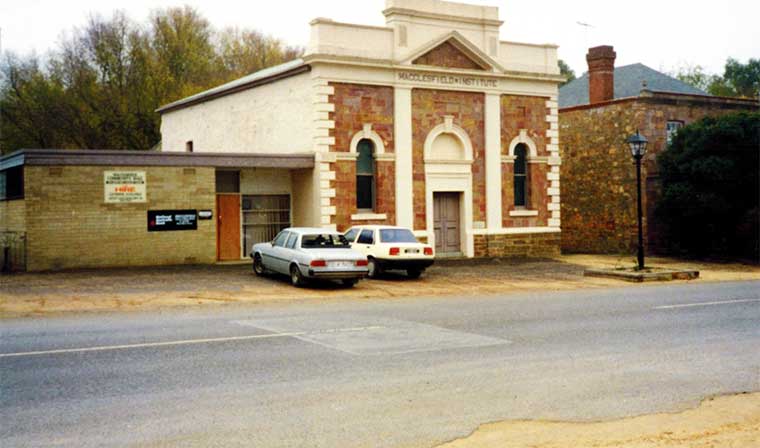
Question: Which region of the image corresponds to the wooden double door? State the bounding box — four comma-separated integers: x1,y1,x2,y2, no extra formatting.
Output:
433,192,461,255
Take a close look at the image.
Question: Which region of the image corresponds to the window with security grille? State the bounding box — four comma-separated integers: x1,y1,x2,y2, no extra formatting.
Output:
356,139,375,210
242,195,291,256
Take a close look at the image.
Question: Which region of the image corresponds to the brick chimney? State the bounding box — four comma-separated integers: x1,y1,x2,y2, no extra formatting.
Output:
586,45,616,104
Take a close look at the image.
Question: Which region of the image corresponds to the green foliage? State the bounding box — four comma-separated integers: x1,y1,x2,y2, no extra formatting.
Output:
0,7,303,153
672,58,760,99
558,59,575,86
656,112,760,260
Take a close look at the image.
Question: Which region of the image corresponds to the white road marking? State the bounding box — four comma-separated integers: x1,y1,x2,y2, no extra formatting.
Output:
0,326,384,359
653,298,760,310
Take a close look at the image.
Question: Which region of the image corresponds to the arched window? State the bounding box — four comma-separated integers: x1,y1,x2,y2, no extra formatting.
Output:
356,138,375,210
513,143,528,207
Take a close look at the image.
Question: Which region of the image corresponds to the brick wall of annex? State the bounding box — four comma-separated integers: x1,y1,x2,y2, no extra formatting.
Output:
328,82,395,230
412,89,485,230
0,197,26,232
500,95,551,227
560,97,756,254
24,165,216,271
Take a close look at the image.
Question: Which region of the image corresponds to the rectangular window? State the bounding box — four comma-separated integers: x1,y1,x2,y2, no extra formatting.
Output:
513,145,528,207
186,141,194,153
242,194,291,256
666,121,684,145
0,166,24,200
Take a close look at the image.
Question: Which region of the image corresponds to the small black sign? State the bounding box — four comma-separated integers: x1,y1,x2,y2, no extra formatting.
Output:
198,210,213,220
148,210,198,232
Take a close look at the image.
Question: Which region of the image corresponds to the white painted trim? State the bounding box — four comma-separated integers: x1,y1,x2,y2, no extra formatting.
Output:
472,227,561,235
394,87,414,229
399,30,506,73
509,209,539,217
333,152,358,160
507,129,538,157
375,153,396,162
485,92,502,230
351,213,388,221
349,123,386,155
423,116,474,161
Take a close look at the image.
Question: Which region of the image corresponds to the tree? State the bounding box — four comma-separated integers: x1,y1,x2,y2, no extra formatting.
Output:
0,6,302,154
558,59,575,86
672,63,714,92
655,112,760,260
710,58,760,98
673,58,760,99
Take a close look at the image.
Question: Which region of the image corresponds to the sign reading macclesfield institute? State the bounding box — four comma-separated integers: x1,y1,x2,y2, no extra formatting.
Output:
104,171,146,203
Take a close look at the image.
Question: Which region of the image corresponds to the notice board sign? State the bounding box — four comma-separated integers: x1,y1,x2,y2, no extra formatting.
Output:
147,210,198,232
104,171,146,203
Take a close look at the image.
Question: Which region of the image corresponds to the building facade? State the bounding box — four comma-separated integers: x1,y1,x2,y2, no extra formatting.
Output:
559,46,759,254
159,0,565,260
1,0,564,271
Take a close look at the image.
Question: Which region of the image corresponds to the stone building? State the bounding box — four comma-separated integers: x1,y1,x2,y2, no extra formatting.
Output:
158,0,564,260
1,0,564,271
559,45,758,254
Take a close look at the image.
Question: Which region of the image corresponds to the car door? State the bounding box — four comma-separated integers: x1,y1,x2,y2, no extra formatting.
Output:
280,232,300,269
265,231,290,274
356,228,375,257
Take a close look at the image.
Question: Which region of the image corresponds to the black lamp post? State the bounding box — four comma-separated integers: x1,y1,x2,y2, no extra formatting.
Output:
627,130,648,270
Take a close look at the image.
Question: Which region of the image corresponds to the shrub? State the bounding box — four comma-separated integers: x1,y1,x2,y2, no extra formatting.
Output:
656,111,759,260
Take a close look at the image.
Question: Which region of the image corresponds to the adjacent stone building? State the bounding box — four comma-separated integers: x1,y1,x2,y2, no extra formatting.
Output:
559,46,758,254
1,0,564,271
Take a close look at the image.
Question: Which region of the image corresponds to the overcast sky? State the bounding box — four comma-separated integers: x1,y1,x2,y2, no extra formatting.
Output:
2,0,758,76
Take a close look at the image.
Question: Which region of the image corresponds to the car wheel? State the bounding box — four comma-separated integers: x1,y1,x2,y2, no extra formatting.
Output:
341,278,358,287
290,264,306,287
407,269,422,279
253,254,265,276
367,257,382,279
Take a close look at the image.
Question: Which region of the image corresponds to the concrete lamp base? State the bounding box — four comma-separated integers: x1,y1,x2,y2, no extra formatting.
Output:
583,267,700,283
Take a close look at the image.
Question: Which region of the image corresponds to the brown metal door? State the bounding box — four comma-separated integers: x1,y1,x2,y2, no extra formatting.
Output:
216,194,241,260
433,192,460,254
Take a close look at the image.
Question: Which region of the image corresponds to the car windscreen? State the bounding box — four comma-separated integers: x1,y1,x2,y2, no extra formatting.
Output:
301,234,351,249
379,229,418,243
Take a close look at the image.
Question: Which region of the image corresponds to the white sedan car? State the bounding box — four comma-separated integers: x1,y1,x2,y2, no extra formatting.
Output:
251,228,369,287
344,225,434,278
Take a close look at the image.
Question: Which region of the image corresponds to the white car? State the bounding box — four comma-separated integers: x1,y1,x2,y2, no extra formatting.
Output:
343,225,434,278
251,228,368,287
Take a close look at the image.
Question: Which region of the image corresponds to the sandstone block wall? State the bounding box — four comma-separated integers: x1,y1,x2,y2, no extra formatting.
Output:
24,165,216,271
328,82,396,230
412,88,485,229
560,96,756,254
474,232,560,258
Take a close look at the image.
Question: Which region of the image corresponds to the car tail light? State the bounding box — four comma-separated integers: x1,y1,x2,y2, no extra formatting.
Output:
310,260,327,267
389,247,400,256
424,247,433,256
355,259,368,267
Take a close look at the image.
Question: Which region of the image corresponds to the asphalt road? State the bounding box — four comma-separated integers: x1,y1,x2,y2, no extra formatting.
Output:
2,280,759,447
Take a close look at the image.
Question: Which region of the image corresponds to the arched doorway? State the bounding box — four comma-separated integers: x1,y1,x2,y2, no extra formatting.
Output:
423,117,474,257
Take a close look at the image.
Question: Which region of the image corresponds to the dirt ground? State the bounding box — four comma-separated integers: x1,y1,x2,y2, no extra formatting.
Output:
438,392,760,448
1,254,758,318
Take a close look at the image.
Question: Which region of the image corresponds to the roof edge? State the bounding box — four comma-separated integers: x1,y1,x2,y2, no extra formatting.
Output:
156,63,311,114
2,149,315,169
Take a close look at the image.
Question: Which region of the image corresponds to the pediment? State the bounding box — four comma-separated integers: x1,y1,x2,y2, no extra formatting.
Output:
405,31,503,73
